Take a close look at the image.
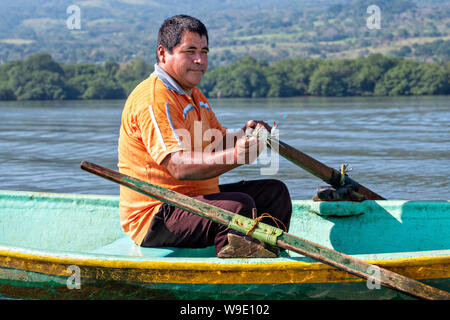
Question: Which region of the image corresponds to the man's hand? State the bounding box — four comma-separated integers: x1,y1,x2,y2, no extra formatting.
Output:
245,120,272,132
234,135,265,164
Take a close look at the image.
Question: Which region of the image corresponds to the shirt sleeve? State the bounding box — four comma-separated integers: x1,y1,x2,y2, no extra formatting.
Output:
203,101,227,136
137,101,189,165
209,110,227,136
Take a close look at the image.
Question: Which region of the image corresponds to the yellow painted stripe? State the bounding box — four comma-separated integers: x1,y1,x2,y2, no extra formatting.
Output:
1,249,449,285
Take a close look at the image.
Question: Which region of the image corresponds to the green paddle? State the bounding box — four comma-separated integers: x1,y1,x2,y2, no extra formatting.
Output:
80,161,449,300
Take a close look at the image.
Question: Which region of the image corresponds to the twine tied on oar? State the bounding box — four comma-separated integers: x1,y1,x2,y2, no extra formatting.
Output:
246,210,288,237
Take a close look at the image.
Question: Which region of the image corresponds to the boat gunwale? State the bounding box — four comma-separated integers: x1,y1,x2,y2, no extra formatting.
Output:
0,243,449,271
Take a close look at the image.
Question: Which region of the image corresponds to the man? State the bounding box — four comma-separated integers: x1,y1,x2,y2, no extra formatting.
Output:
118,15,292,258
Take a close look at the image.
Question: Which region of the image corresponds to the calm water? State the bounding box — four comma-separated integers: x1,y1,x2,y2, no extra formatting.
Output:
0,96,449,200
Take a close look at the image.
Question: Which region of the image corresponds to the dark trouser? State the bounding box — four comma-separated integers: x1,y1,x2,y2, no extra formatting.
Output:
140,179,292,254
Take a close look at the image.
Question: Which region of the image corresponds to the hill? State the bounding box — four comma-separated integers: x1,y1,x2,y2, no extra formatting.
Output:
0,0,449,65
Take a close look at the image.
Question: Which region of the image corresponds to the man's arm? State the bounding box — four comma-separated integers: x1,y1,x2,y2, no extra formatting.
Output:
215,120,272,151
163,120,271,181
163,133,265,181
162,147,239,181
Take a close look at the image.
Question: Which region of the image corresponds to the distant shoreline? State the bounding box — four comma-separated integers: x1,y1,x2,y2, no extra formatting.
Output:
0,53,448,101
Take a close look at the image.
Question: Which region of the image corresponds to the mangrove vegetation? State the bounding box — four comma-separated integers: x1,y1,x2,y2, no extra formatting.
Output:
0,52,448,101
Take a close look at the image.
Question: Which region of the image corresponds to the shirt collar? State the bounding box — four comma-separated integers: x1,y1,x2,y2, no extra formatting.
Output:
153,64,185,95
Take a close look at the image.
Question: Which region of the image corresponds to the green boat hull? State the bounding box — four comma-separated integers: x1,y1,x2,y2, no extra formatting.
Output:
1,266,448,300
0,190,449,300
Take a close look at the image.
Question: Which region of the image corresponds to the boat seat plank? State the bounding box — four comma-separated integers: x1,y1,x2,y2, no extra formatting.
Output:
89,236,217,257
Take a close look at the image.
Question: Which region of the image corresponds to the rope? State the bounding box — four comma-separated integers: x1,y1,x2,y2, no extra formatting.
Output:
340,163,346,186
340,163,352,186
246,212,288,237
245,211,290,256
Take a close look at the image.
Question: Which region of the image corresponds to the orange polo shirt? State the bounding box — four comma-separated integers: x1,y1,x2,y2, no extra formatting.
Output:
118,64,227,245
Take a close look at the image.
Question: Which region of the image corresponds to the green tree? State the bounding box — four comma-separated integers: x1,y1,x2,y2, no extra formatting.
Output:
411,63,449,95
289,59,320,95
373,60,448,96
80,74,125,99
266,70,293,97
206,57,269,98
5,53,72,100
351,54,399,95
207,66,236,98
265,58,319,97
13,70,69,100
231,64,269,97
308,60,356,96
116,58,153,95
197,69,218,97
63,64,103,79
104,61,120,78
0,52,448,101
23,53,64,75
63,64,104,99
64,61,126,99
0,88,15,100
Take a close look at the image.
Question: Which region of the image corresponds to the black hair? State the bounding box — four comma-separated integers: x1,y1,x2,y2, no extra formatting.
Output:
156,15,209,62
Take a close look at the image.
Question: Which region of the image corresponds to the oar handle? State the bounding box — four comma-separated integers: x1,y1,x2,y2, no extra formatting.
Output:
271,139,385,200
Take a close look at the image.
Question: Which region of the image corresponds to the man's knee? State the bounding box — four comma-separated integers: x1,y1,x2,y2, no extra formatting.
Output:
265,179,291,199
229,192,256,215
200,192,256,217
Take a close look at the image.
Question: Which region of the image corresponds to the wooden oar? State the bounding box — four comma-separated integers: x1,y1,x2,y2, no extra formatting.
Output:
80,160,449,300
268,138,385,200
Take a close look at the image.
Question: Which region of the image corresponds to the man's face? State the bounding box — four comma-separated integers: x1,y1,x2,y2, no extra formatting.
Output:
159,31,209,93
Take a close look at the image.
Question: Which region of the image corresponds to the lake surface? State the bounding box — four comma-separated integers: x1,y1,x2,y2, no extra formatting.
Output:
0,96,449,200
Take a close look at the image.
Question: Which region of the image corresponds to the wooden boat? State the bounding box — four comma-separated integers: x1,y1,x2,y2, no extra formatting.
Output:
0,190,448,300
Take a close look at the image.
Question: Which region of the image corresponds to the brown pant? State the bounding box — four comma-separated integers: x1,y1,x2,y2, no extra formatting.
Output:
141,179,292,254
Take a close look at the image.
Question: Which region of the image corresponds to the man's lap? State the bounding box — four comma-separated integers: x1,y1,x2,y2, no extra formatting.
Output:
140,179,291,249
